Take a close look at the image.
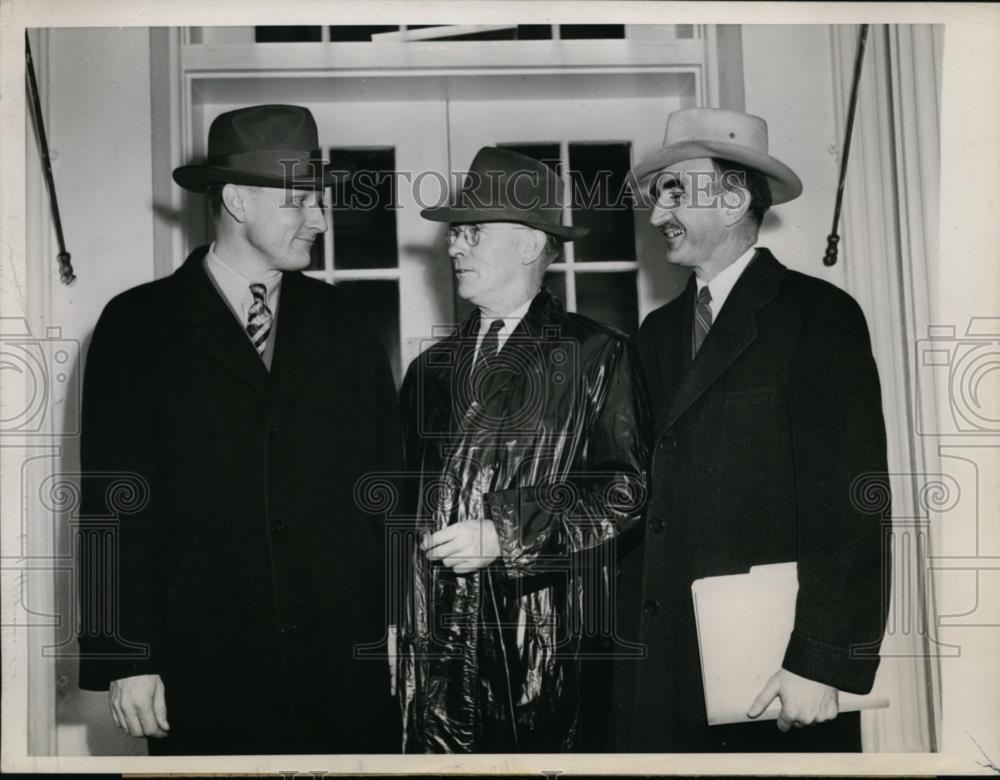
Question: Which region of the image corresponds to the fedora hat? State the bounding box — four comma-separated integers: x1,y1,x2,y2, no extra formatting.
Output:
421,146,588,242
173,104,340,193
633,108,803,204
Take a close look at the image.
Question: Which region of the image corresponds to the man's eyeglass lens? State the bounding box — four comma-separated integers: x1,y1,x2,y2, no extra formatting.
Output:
447,225,481,247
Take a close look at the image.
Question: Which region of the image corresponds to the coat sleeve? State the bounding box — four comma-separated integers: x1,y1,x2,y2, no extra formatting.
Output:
485,335,650,577
781,286,891,694
77,294,165,689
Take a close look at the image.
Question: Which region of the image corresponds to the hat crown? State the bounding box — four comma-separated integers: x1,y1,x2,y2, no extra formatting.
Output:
173,104,334,192
420,145,587,241
632,107,802,205
664,108,770,155
207,104,320,159
460,146,565,207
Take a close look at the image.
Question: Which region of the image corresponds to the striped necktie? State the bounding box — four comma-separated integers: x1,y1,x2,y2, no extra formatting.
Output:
246,283,272,358
692,285,713,358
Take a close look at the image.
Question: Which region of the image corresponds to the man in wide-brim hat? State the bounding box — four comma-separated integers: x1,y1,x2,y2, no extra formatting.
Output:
610,107,890,753
396,146,648,752
78,104,401,754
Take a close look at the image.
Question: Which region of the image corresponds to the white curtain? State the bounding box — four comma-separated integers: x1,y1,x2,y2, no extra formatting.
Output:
829,23,944,752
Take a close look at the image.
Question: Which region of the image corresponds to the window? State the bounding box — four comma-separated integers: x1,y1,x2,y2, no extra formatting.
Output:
253,24,629,43
501,141,639,338
305,146,402,385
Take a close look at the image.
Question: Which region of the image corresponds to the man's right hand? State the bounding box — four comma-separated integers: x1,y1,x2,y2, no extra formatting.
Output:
109,674,170,738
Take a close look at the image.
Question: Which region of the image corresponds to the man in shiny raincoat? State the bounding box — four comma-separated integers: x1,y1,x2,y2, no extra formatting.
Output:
396,147,648,752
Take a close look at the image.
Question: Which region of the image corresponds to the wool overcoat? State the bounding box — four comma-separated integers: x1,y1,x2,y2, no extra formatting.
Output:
611,249,891,752
77,246,401,755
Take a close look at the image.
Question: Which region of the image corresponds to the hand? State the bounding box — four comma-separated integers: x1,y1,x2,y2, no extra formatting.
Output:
422,520,500,574
109,674,169,738
388,624,398,697
747,668,839,732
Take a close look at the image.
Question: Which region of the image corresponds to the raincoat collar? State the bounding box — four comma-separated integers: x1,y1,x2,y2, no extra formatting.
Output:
462,287,565,339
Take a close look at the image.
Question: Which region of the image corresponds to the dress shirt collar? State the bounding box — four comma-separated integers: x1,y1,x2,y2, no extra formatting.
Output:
695,247,756,318
476,293,536,354
205,242,282,320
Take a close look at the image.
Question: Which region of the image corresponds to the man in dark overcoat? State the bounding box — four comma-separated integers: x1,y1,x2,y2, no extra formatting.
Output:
610,108,891,752
77,104,400,754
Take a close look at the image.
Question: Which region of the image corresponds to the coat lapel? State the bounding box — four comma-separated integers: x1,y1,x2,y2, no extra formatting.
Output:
265,270,335,418
656,276,695,406
663,249,785,432
174,247,269,396
474,289,557,415
447,312,483,429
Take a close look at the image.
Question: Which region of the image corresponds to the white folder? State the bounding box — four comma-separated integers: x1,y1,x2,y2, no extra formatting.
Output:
691,562,889,725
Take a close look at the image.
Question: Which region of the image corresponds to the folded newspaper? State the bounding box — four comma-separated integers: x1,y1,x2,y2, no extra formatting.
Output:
691,562,890,725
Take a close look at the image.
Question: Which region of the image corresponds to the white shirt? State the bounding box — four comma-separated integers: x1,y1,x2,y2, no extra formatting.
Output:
204,243,282,368
473,295,535,367
695,247,756,320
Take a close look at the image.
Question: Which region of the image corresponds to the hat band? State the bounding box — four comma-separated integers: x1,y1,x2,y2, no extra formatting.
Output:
208,150,324,179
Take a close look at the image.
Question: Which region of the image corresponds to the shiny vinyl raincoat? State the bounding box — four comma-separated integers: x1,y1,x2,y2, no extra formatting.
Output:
397,289,648,753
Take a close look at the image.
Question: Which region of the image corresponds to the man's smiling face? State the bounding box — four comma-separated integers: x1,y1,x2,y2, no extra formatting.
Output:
646,157,730,272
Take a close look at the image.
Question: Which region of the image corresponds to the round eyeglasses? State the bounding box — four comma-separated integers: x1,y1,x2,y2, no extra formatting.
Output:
446,224,482,247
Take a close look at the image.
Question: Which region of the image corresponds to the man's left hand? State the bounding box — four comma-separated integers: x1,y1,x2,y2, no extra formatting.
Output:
747,669,839,732
422,520,500,574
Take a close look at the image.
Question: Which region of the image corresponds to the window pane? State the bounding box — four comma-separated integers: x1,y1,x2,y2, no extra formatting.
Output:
516,25,553,40
575,271,638,338
255,26,322,43
335,280,401,387
329,148,398,270
543,270,566,303
559,25,625,40
439,28,518,41
328,26,399,42
569,143,635,262
307,234,325,272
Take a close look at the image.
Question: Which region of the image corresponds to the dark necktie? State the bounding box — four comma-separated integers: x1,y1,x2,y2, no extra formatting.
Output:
692,285,713,358
472,319,504,389
246,283,273,358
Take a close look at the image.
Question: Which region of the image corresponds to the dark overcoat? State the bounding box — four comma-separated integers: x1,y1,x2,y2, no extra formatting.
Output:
611,249,891,752
397,289,648,753
77,246,401,755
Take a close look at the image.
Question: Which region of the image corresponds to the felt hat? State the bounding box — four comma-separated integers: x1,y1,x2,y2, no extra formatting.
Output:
421,146,589,241
173,104,340,192
633,108,802,204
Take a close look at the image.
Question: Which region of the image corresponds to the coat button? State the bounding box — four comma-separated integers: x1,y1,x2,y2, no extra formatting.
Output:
648,516,663,533
279,624,297,636
643,598,660,616
271,522,287,534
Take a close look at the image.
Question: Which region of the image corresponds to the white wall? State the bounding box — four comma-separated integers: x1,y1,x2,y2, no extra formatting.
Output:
933,16,1000,766
741,25,845,289
33,26,155,756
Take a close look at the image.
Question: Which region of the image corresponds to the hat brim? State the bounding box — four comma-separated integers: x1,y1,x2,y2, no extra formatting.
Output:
420,206,589,242
632,140,803,205
172,164,347,193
